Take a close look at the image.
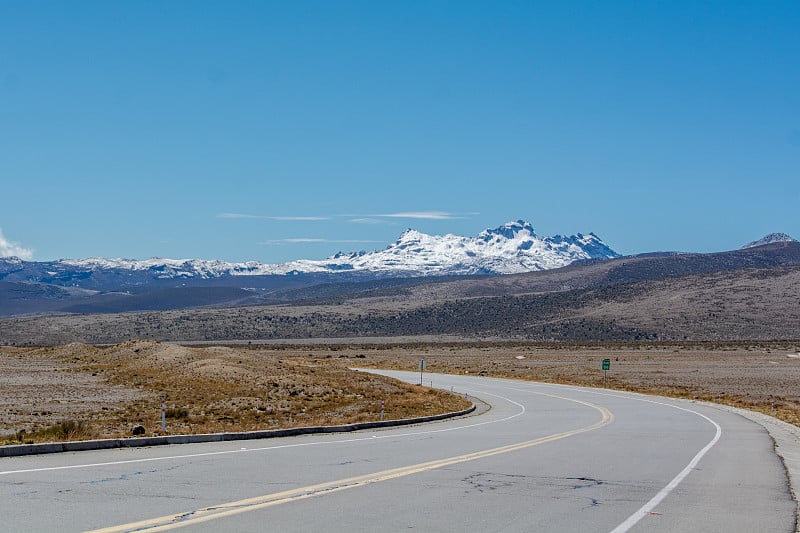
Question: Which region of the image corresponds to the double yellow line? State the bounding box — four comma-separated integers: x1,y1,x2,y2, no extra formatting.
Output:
90,395,612,532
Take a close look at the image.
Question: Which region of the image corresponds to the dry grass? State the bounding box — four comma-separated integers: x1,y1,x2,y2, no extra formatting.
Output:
0,341,470,443
3,340,799,445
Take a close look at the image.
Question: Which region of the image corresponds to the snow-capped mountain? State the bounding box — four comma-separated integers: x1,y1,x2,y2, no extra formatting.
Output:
47,220,618,280
332,220,618,275
0,221,619,296
4,226,799,318
741,233,797,249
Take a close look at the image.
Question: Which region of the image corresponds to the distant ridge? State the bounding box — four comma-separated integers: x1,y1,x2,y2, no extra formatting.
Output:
742,233,797,249
7,226,800,324
2,240,799,343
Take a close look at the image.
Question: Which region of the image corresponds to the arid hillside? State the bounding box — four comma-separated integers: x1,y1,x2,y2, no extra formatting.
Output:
1,265,798,345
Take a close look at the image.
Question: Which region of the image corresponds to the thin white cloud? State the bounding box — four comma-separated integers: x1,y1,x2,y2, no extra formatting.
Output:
217,212,263,219
267,238,327,244
371,211,467,220
261,238,382,245
349,218,387,225
347,212,479,224
216,213,330,221
0,229,34,260
268,216,330,221
220,211,473,222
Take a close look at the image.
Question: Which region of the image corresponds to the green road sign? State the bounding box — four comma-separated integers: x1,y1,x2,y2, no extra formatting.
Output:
602,359,611,371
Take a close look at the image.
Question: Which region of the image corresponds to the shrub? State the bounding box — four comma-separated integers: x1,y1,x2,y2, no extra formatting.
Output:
30,420,92,442
166,407,189,419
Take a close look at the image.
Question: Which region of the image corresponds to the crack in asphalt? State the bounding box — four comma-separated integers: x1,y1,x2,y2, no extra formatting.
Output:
565,477,617,508
462,471,528,493
566,476,605,490
83,472,142,485
82,463,186,486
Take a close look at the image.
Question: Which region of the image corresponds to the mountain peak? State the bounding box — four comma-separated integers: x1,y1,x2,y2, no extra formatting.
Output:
479,220,536,241
370,220,617,274
742,233,797,249
397,228,425,240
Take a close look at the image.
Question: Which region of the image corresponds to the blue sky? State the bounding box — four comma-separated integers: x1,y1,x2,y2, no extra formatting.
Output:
1,1,798,263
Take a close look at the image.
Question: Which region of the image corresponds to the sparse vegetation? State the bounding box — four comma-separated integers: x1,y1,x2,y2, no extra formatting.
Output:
7,420,96,444
1,264,799,346
2,340,799,447
165,407,189,420
0,341,471,444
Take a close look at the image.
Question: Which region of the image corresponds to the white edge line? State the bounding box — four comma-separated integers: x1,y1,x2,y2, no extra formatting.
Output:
2,369,724,533
352,370,727,532
610,406,722,532
493,379,724,533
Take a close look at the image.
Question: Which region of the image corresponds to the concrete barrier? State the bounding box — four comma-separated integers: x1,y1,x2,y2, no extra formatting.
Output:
0,404,476,458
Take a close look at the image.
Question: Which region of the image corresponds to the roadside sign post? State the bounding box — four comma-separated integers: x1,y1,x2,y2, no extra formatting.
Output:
419,359,425,385
602,359,611,385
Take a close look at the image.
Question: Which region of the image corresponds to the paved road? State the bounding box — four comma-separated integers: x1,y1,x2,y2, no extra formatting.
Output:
0,371,795,532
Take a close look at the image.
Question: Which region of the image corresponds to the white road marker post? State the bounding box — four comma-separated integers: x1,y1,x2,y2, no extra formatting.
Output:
161,396,166,434
380,400,385,421
419,359,425,386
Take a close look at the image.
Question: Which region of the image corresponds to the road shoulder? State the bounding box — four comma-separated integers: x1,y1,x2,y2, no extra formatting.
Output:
696,401,800,533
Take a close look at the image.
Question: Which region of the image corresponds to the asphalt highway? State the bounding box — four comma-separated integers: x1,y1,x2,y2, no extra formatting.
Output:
0,370,795,532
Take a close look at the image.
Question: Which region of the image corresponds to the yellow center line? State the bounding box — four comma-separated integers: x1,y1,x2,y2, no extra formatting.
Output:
88,394,613,533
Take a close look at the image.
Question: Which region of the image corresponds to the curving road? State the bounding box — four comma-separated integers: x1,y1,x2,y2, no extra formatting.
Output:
0,370,795,532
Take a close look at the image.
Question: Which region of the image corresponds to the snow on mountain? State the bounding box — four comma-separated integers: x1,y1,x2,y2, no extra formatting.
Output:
59,257,288,278
325,220,618,275
741,233,797,249
41,220,620,280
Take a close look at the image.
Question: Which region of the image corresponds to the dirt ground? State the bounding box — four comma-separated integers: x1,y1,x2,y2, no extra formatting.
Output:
0,344,146,436
1,340,798,444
